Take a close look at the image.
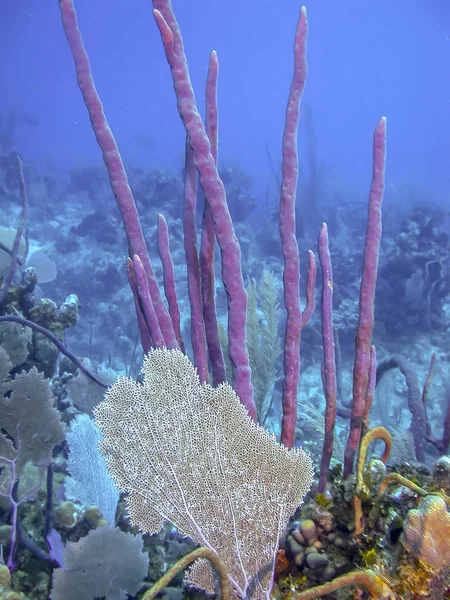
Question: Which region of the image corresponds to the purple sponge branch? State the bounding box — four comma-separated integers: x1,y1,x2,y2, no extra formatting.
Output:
127,258,153,353
183,141,209,382
343,117,387,478
4,463,19,569
205,51,219,165
376,355,427,462
279,7,308,449
143,253,178,350
201,50,227,386
317,223,337,494
362,344,376,436
441,386,450,455
0,315,108,388
376,354,450,458
132,255,165,349
152,2,256,418
58,0,176,350
302,249,317,327
157,214,185,352
421,352,436,438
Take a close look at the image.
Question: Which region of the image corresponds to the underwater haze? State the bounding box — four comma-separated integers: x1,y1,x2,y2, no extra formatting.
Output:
1,1,450,600
1,0,449,199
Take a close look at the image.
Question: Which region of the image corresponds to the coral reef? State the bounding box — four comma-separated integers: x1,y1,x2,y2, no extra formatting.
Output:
0,0,448,599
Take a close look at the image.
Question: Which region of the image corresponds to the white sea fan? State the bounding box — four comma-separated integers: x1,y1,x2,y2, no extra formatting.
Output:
94,348,314,600
65,413,119,525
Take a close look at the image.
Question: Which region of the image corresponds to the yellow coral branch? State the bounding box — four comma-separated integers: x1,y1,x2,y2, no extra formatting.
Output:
354,426,392,538
357,426,392,491
354,495,364,539
141,546,230,600
379,472,450,505
290,569,395,599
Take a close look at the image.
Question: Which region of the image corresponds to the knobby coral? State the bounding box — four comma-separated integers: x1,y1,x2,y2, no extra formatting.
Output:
401,494,450,570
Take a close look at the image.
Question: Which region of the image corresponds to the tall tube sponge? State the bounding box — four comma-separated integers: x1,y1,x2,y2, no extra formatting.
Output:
58,0,178,351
